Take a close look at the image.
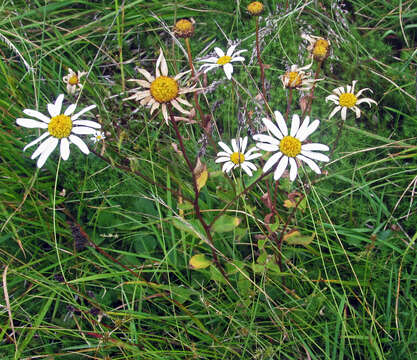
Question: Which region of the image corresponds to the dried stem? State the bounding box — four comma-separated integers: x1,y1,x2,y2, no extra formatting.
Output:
255,17,267,104
285,88,293,122
303,60,323,117
329,119,345,159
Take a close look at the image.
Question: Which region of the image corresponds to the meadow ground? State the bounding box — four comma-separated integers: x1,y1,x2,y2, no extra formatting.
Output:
1,0,417,359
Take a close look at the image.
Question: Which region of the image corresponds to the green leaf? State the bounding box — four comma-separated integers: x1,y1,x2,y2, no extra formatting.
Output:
211,215,241,233
189,254,212,269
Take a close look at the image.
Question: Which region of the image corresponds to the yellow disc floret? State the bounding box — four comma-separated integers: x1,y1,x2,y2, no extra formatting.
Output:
174,19,194,38
280,136,301,157
286,71,302,88
339,93,357,108
313,39,330,60
230,152,245,165
217,56,232,65
68,74,79,85
150,76,179,103
247,1,264,16
48,114,73,139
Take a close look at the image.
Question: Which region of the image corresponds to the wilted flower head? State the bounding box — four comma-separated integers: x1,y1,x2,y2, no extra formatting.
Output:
124,48,197,124
302,33,331,62
247,1,264,16
174,19,195,38
16,94,100,168
199,44,247,80
280,63,321,91
326,80,377,121
63,68,87,94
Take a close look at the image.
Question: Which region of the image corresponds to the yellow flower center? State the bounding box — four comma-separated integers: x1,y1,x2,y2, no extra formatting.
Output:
230,152,245,165
286,71,302,87
174,19,194,38
313,39,330,58
48,114,73,139
280,136,301,157
217,56,232,65
247,1,264,15
150,76,179,103
68,74,79,85
339,93,357,108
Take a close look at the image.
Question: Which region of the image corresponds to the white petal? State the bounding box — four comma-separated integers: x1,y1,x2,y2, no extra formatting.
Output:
201,64,218,73
245,161,257,171
231,138,238,153
214,47,225,57
273,156,288,181
224,63,233,80
256,143,279,152
325,94,339,103
245,152,262,161
200,57,219,64
23,132,50,151
240,136,248,153
162,104,169,124
341,106,347,121
64,104,77,116
253,134,280,145
216,151,230,157
231,56,245,62
262,118,283,140
52,94,64,117
353,106,361,118
175,96,193,108
241,163,253,176
295,116,309,139
31,136,57,160
222,161,234,173
69,134,89,155
263,152,282,172
215,156,230,163
23,109,50,123
355,88,373,98
71,104,96,121
60,137,70,160
302,143,329,151
72,120,101,129
351,80,357,93
301,150,329,162
16,118,48,129
289,158,298,181
297,154,321,174
333,86,345,96
159,50,168,76
297,119,320,142
36,138,59,168
356,98,377,106
290,114,300,137
218,141,232,154
274,111,288,137
226,44,237,57
171,99,190,115
328,106,341,119
71,126,97,135
137,68,154,82
233,49,247,57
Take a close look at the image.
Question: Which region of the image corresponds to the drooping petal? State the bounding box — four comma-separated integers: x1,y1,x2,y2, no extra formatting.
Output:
353,106,361,118
36,138,59,168
289,158,298,181
31,136,57,160
72,120,101,129
60,137,70,160
72,104,96,120
297,119,320,142
175,96,193,108
273,156,288,180
355,87,373,98
241,163,253,176
23,132,50,151
23,109,50,123
297,154,321,174
245,161,257,171
16,118,48,129
328,106,341,119
263,152,282,172
171,99,190,115
274,111,288,137
222,161,234,173
71,126,97,135
356,98,377,106
302,143,329,151
301,150,329,162
69,134,89,155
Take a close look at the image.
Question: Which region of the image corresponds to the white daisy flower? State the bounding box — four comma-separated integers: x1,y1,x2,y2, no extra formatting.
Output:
124,48,197,124
216,136,261,176
90,131,106,143
62,68,87,94
253,110,329,181
199,44,247,80
280,63,321,91
325,80,377,121
16,94,100,168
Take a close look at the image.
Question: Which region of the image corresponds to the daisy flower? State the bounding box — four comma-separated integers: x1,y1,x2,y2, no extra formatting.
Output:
90,131,106,143
301,33,330,61
199,44,247,80
173,18,195,38
325,80,377,121
16,94,100,168
253,110,329,181
280,63,321,91
63,68,87,94
216,136,261,176
124,48,197,124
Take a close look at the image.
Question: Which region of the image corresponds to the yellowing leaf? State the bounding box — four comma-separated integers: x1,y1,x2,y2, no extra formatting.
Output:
283,199,295,208
284,231,314,246
189,254,212,269
193,157,208,192
211,215,241,233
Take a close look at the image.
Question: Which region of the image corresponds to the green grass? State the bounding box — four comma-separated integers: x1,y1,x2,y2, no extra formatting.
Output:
1,0,417,358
